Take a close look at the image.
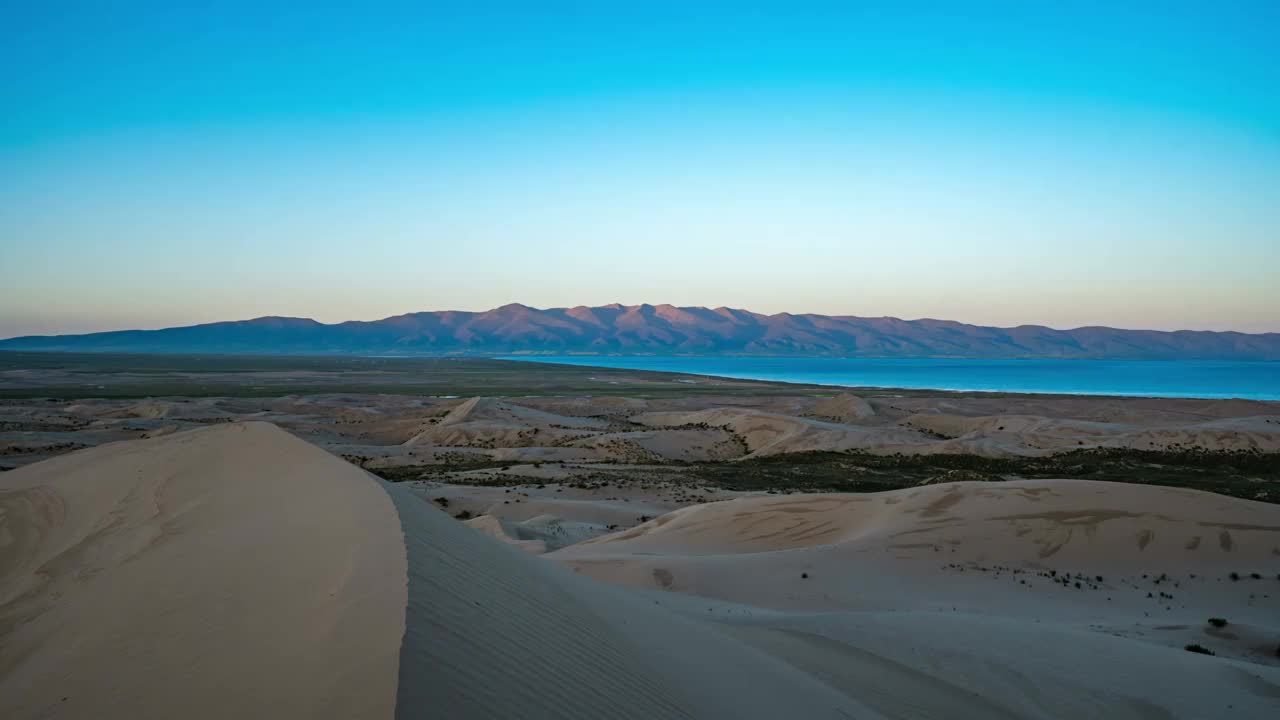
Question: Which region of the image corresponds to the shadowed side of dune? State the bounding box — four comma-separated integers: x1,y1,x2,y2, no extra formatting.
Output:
383,480,881,719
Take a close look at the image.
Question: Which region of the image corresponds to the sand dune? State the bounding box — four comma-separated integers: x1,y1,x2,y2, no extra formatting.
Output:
464,514,552,553
464,510,629,554
634,406,933,456
98,398,235,421
422,480,679,533
1113,415,1280,452
440,396,608,430
406,396,607,447
809,392,877,422
0,422,407,719
517,394,652,417
905,413,1280,455
555,481,1280,658
551,480,1280,716
568,427,743,462
563,479,1280,568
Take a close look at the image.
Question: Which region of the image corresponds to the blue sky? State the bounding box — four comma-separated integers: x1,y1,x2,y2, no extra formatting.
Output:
2,1,1278,336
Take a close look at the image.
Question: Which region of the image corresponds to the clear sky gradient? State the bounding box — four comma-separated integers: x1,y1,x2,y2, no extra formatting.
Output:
2,1,1278,337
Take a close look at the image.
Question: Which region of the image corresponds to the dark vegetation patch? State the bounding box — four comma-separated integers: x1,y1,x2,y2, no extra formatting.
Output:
371,461,530,484
682,448,1280,503
369,446,1279,503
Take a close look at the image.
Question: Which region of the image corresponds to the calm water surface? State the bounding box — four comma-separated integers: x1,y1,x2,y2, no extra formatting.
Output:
502,357,1280,401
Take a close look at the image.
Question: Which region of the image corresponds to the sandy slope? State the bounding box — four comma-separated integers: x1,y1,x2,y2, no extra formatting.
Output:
554,481,1280,622
463,513,599,554
568,427,744,462
406,396,607,447
633,406,933,456
387,480,885,719
905,413,1280,454
809,392,877,422
635,405,1280,458
552,480,1280,716
564,479,1280,565
0,422,407,720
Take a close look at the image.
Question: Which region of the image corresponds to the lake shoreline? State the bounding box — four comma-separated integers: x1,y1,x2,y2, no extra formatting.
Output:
502,356,1280,401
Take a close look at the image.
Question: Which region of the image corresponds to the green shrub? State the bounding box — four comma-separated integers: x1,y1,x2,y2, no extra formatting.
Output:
1184,644,1215,656
1207,618,1228,628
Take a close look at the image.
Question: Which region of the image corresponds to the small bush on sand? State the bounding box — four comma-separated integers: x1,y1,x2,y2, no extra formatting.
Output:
1207,618,1228,628
1184,644,1214,656
455,510,473,520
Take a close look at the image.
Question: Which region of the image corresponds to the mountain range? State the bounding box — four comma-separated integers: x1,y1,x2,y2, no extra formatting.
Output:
2,303,1278,359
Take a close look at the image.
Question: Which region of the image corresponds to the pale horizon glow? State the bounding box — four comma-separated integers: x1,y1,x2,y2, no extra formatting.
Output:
3,2,1279,339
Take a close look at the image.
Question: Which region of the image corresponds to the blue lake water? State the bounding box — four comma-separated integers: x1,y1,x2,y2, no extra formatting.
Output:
502,357,1280,401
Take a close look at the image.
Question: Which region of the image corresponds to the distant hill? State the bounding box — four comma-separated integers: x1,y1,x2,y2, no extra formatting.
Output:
2,303,1278,359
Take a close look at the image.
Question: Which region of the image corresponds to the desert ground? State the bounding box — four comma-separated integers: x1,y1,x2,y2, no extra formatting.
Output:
2,353,1279,718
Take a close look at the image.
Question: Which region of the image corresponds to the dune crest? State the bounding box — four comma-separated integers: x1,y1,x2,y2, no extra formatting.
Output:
809,392,876,422
407,396,606,447
0,422,407,720
566,479,1280,566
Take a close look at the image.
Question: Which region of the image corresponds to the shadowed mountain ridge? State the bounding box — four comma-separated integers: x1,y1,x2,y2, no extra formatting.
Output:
2,304,1277,359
